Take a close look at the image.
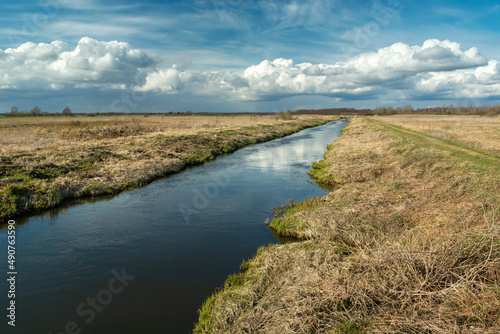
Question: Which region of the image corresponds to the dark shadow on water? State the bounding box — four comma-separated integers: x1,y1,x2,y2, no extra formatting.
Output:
2,194,118,229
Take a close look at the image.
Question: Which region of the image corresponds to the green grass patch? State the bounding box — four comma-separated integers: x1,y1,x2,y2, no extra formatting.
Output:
338,321,369,333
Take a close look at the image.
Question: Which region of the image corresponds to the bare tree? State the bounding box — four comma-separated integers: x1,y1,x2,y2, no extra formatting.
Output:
29,106,41,116
62,106,73,116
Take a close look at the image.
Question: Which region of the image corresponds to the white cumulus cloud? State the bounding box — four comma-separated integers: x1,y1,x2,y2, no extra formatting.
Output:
0,37,157,90
412,60,500,99
136,68,183,93
136,39,491,102
304,39,486,84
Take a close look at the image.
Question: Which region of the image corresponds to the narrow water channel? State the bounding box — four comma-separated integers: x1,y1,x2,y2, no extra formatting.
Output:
0,119,347,334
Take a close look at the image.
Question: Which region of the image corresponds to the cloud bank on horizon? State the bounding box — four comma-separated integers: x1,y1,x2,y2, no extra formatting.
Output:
1,0,499,112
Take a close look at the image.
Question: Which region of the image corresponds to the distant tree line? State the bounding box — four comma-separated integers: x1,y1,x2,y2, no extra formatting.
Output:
4,104,499,117
373,105,414,115
7,106,73,117
414,104,500,116
294,104,500,116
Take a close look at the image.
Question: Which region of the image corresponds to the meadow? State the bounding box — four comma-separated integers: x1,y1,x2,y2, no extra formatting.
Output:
376,115,500,153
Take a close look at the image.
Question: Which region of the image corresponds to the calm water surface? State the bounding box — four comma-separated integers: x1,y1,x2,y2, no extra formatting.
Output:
0,119,347,334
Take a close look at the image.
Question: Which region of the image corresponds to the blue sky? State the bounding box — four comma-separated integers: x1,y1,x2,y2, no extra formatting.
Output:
0,0,499,113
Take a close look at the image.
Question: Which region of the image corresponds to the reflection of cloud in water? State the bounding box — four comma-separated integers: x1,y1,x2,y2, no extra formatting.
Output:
243,139,325,173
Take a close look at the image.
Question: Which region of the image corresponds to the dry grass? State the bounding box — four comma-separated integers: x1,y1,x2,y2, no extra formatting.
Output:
0,115,315,153
1,115,287,171
375,115,500,153
0,115,334,222
195,116,500,333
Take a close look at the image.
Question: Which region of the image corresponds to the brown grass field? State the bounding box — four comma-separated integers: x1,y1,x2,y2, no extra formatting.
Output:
0,115,309,153
0,114,334,223
376,115,500,153
195,115,500,333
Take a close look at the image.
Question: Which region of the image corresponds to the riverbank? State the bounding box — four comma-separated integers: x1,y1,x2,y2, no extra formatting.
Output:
0,115,335,223
194,116,500,333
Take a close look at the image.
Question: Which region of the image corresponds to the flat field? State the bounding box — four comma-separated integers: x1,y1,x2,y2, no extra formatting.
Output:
376,114,500,153
0,114,334,222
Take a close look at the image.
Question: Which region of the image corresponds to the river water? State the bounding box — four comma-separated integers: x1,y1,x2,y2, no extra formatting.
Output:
0,119,347,334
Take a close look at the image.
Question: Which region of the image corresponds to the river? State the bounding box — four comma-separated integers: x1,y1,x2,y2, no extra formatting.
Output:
0,119,347,334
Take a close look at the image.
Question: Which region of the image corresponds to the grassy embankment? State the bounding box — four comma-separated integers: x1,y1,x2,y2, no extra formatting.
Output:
195,115,500,333
0,115,335,223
